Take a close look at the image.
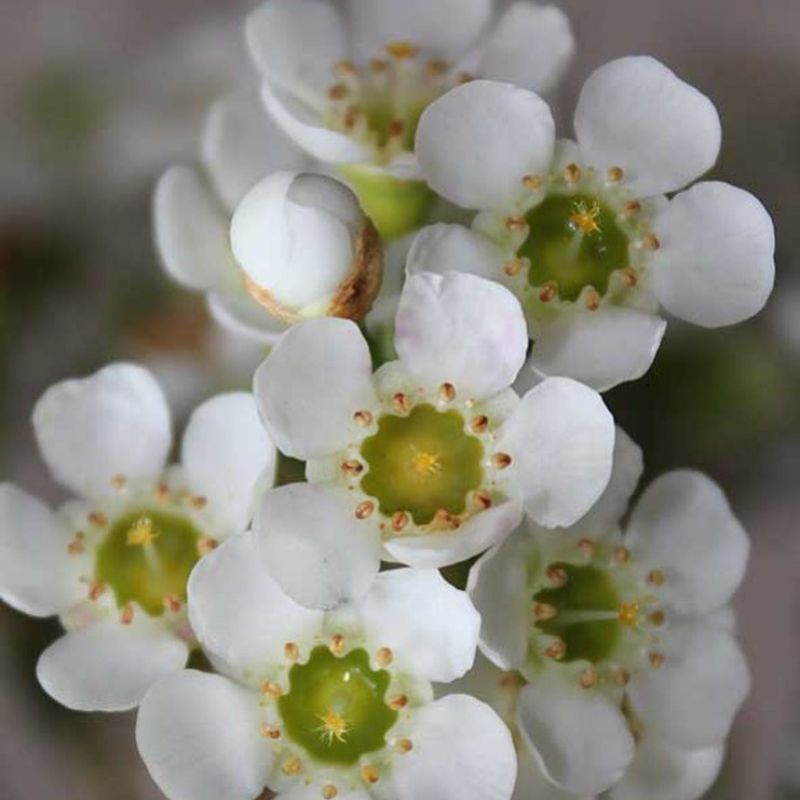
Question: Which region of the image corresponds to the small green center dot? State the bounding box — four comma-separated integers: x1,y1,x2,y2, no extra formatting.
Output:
279,647,397,765
534,562,622,663
359,404,484,525
521,193,630,301
94,509,203,616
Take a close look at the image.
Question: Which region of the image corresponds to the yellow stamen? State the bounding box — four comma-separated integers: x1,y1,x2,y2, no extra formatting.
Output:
385,41,419,60
317,709,350,744
127,516,158,547
410,449,442,475
618,602,640,627
569,201,602,235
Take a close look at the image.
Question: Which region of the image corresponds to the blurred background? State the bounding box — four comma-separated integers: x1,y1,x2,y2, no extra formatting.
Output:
0,0,798,797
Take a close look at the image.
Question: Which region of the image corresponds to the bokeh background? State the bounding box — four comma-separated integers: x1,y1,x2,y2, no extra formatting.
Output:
1,0,799,797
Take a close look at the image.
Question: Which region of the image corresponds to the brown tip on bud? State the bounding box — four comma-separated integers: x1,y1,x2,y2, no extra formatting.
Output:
607,166,624,183
492,452,513,469
564,163,582,183
328,217,384,322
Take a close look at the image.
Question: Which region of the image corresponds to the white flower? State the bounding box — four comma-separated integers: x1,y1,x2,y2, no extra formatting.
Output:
231,171,383,324
154,90,310,346
136,531,517,800
248,0,574,237
0,363,276,711
252,270,614,610
467,428,751,795
413,57,776,391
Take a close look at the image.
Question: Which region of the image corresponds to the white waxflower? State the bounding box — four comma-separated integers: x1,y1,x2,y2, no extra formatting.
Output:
231,171,383,324
467,428,751,795
412,57,776,391
248,0,575,238
136,531,517,800
154,90,310,346
0,363,276,711
252,270,614,610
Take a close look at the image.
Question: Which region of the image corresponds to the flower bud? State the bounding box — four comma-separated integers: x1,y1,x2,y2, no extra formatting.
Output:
230,171,382,324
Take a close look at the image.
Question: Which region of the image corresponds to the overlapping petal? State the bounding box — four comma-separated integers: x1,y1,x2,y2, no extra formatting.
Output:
407,223,506,280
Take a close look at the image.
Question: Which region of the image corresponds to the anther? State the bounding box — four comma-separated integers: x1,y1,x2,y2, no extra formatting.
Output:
261,680,283,699
392,393,410,414
328,83,349,100
432,509,461,530
504,258,524,277
505,215,527,232
522,174,543,190
623,200,642,216
539,281,558,303
649,652,665,668
112,474,127,489
455,71,474,84
156,483,170,501
533,602,557,621
164,593,182,613
376,647,394,667
395,738,413,754
426,59,447,79
470,414,489,433
618,602,640,627
642,233,661,251
388,119,406,138
197,537,218,556
619,267,639,287
473,490,493,510
385,41,419,60
439,382,456,403
284,642,299,661
260,724,281,740
354,409,373,427
190,495,207,510
613,667,631,686
88,580,106,601
546,565,568,587
88,511,107,528
334,59,357,77
282,756,301,777
341,459,364,477
647,569,666,587
564,163,582,183
343,105,362,129
120,604,134,625
67,533,85,555
613,546,631,564
355,500,375,520
648,610,666,627
330,634,346,655
585,288,601,311
492,452,513,469
607,166,624,183
369,58,389,72
391,511,409,533
580,667,598,688
361,765,380,785
546,639,567,660
388,694,408,711
577,538,597,559
322,785,338,800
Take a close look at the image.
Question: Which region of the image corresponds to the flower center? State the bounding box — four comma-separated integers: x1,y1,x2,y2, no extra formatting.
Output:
521,193,630,302
359,403,484,525
279,646,397,765
94,509,202,616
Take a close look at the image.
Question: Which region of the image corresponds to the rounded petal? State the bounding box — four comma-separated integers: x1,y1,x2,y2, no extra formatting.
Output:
262,81,371,164
649,181,775,327
395,271,527,400
416,80,555,211
626,470,749,614
254,318,376,459
246,0,347,105
188,532,323,674
391,694,516,800
254,483,381,610
497,378,615,527
181,393,277,533
347,0,492,61
201,91,308,211
354,569,480,683
517,678,635,795
154,165,232,290
575,56,721,196
384,495,523,568
137,670,269,800
467,527,534,670
627,623,750,748
407,223,506,280
475,2,575,94
36,621,188,711
281,785,371,800
0,484,82,616
527,306,667,392
609,735,724,800
33,363,171,500
207,287,288,346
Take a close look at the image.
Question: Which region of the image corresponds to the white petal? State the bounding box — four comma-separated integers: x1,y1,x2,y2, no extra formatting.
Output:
527,306,667,392
475,3,575,94
207,287,288,346
181,393,277,533
497,378,614,527
395,271,527,400
391,694,516,800
253,318,377,459
515,747,590,800
626,470,749,614
262,81,371,164
154,165,233,290
188,532,323,674
137,670,268,800
36,621,188,711
574,56,721,196
254,483,381,610
567,426,642,536
517,678,635,795
281,785,371,800
384,495,523,568
407,223,506,280
354,569,480,683
649,181,775,327
416,80,555,211
627,622,750,748
609,735,724,800
467,527,534,670
201,91,308,211
346,0,492,61
33,363,171,500
246,0,347,106
0,484,82,617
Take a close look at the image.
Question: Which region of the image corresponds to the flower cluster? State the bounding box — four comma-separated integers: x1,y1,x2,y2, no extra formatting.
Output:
0,2,775,800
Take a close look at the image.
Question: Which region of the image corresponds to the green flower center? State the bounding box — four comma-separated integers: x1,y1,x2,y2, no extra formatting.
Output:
533,562,624,663
521,194,630,302
94,509,202,616
279,647,397,765
359,404,484,525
